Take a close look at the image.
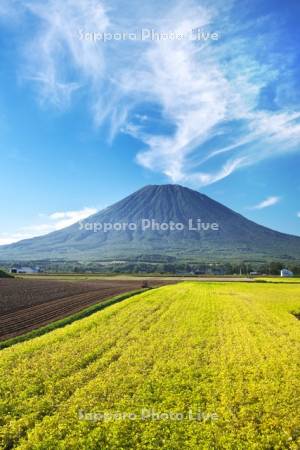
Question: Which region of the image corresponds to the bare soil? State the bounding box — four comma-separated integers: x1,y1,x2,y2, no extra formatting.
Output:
0,278,175,340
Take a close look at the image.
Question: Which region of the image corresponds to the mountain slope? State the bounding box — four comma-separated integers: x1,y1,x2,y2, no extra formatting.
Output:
1,184,300,262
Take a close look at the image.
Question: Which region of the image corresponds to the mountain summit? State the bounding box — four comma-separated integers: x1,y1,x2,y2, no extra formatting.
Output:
1,184,300,262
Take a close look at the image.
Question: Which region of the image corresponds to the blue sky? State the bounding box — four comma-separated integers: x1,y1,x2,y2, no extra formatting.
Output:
0,0,300,244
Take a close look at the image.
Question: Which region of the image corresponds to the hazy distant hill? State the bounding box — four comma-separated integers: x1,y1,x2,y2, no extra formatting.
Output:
1,184,300,262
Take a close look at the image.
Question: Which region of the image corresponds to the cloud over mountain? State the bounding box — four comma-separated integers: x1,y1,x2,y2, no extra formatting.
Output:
5,0,300,186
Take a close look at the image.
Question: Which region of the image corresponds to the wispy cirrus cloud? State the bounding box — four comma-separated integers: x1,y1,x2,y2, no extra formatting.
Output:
250,196,281,210
0,207,97,245
4,0,300,186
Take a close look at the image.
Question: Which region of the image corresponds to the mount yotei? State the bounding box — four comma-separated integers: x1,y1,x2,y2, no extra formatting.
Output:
1,184,300,262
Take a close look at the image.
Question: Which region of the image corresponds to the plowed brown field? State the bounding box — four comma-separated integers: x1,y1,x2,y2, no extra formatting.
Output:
0,278,173,340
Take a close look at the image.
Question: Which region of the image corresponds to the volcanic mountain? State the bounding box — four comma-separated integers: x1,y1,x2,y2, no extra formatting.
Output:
1,184,300,262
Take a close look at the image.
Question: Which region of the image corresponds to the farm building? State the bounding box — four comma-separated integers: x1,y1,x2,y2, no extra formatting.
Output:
280,269,294,277
10,267,40,274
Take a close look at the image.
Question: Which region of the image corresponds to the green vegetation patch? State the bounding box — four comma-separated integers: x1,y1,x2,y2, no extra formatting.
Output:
0,269,13,278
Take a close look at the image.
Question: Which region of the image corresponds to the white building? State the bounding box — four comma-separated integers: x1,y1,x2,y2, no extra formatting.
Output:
280,269,294,278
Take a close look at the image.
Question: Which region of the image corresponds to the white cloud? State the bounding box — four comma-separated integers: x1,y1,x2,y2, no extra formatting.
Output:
0,207,97,245
297,212,300,219
250,196,281,210
23,0,109,107
49,207,98,229
4,0,300,185
0,233,30,246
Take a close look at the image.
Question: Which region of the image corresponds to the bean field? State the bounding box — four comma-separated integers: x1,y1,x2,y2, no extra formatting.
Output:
1,282,300,449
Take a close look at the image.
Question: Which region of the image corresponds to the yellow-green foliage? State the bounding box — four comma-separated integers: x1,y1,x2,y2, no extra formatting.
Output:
1,282,300,449
255,277,300,283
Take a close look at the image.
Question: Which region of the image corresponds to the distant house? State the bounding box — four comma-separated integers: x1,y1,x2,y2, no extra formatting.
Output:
10,267,40,274
280,269,294,278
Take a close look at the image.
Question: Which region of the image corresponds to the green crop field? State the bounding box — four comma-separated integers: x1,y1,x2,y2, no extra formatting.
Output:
1,282,300,449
